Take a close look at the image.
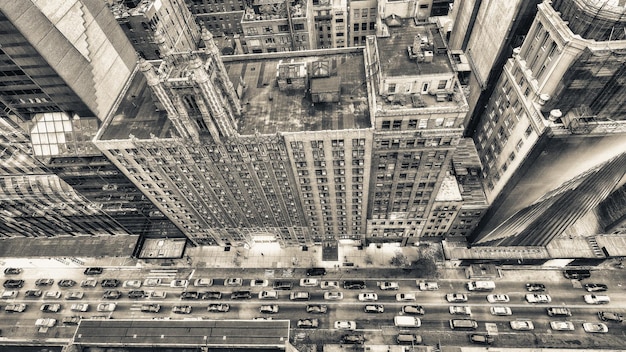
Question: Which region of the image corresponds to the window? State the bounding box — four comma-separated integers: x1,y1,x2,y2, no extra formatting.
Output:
422,82,429,93
524,126,533,137
438,80,447,89
294,23,304,30
354,23,359,31
382,121,391,130
388,83,396,93
361,23,367,30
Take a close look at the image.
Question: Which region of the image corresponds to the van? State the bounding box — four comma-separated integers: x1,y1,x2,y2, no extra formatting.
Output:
449,319,478,330
466,281,495,291
397,333,422,344
394,316,421,327
546,307,572,317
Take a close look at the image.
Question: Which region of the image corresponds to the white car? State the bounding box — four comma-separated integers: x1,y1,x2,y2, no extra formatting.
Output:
449,306,472,315
379,282,399,290
487,294,509,303
490,306,512,316
290,291,310,301
80,279,98,288
320,281,339,289
418,281,438,291
96,303,116,312
396,293,416,301
550,321,574,331
259,290,279,300
193,278,213,287
123,280,142,288
324,291,343,300
582,322,608,333
525,293,551,303
358,292,378,301
510,320,534,331
334,321,356,330
250,279,269,287
584,294,610,304
70,303,89,312
143,278,161,287
44,291,61,299
1,290,18,299
224,278,243,286
64,291,84,300
446,293,467,303
169,280,188,288
149,291,167,299
299,278,319,287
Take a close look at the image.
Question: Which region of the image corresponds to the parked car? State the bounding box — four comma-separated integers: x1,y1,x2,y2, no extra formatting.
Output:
3,279,24,288
180,291,199,300
129,290,146,299
224,278,243,287
250,279,269,287
334,321,356,330
230,290,252,299
297,318,319,328
418,281,439,291
490,306,512,316
379,282,399,290
598,311,623,322
306,268,326,276
102,290,122,299
3,268,21,275
341,334,364,344
324,291,343,300
550,321,575,331
259,304,279,314
101,279,120,288
487,294,510,303
1,290,18,299
446,293,467,303
584,283,608,292
583,322,608,333
5,304,27,313
510,320,534,331
143,278,161,287
259,290,279,300
525,283,546,292
320,281,339,289
123,280,142,289
469,333,494,345
584,294,610,304
25,289,42,298
62,316,82,325
140,304,161,313
96,303,116,312
343,281,365,290
200,291,221,300
172,305,192,314
290,291,310,301
149,291,168,299
306,304,327,314
396,293,416,301
84,267,103,275
35,279,54,287
402,305,425,315
193,278,213,287
70,303,89,312
564,269,591,280
358,292,378,302
364,304,384,313
81,279,98,288
207,303,230,312
64,291,84,300
58,280,76,288
44,291,61,299
169,280,188,288
40,303,61,313
299,278,319,287
272,281,293,290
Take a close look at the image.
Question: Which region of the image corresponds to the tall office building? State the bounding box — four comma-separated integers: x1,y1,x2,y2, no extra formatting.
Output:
0,1,182,238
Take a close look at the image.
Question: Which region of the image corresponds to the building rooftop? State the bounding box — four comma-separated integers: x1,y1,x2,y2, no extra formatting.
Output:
225,52,371,135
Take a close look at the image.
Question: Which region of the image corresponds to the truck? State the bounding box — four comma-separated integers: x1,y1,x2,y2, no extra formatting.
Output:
466,281,495,291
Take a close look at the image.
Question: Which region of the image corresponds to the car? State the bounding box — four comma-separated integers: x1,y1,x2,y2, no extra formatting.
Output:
80,279,98,288
70,303,89,312
550,321,575,331
297,318,319,328
358,292,378,301
510,320,534,331
193,278,213,287
172,305,192,314
200,291,221,300
290,291,310,301
584,294,610,304
379,282,399,290
598,311,623,322
62,316,82,325
396,293,416,301
25,289,43,298
306,304,327,314
129,290,146,299
525,293,552,303
469,333,494,345
64,291,84,300
259,290,279,300
253,317,273,321
564,269,591,280
3,268,21,275
224,278,243,286
84,267,103,275
35,279,54,286
397,333,422,345
169,280,188,288
143,278,161,287
149,291,168,299
584,283,608,292
525,283,546,292
364,304,384,313
58,279,76,288
5,304,27,313
35,318,57,328
299,278,319,287
324,291,343,300
141,304,161,313
446,293,468,303
207,303,230,312
486,294,509,303
96,303,116,312
320,281,339,289
44,291,62,299
3,279,24,288
490,306,512,316
583,322,608,333
231,290,252,299
418,281,439,291
449,306,472,315
180,291,199,300
343,280,366,290
1,290,18,299
306,268,327,276
101,279,120,288
40,303,61,313
250,279,269,287
272,281,293,290
546,307,572,317
334,321,356,330
102,290,122,299
402,305,425,315
259,304,279,314
341,334,365,344
123,280,142,289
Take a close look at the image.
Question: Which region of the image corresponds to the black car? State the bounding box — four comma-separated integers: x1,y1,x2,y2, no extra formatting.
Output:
35,279,54,286
25,289,43,298
272,281,293,290
58,280,77,288
469,333,494,345
3,268,21,275
564,269,591,280
598,311,623,322
3,279,24,289
306,267,327,276
101,279,121,288
128,290,146,299
62,316,82,325
584,283,608,292
84,267,103,275
200,291,222,300
525,283,546,292
231,290,252,299
180,291,199,300
343,280,366,290
341,334,364,344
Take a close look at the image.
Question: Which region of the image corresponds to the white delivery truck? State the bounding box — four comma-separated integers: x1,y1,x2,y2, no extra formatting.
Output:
394,315,421,327
466,281,496,291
